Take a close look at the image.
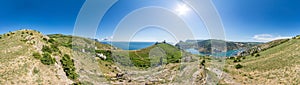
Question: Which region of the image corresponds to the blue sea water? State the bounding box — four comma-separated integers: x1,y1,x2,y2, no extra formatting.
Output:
101,42,155,50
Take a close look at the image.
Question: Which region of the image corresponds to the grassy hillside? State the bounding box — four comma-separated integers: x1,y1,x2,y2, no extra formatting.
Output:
0,29,206,84
0,30,75,84
222,38,300,84
130,43,183,68
176,39,261,55
110,43,187,69
0,30,117,84
47,34,114,50
237,39,289,57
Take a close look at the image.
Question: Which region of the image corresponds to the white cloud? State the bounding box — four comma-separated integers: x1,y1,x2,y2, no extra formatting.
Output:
253,34,292,42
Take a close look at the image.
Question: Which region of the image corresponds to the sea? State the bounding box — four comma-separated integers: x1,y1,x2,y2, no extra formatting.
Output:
100,42,156,50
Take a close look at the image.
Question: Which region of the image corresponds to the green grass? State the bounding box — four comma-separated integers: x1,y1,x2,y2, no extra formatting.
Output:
223,38,300,84
48,34,113,50
112,43,182,68
228,39,300,72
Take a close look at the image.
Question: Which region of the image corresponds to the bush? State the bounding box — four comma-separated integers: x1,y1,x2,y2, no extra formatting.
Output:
32,52,42,59
33,67,39,74
255,54,260,57
50,44,59,53
235,64,243,69
60,54,79,80
48,38,55,43
42,45,52,53
233,58,241,63
201,60,206,66
40,53,56,65
30,33,33,35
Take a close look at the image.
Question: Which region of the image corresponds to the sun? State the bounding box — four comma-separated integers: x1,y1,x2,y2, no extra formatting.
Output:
175,4,190,16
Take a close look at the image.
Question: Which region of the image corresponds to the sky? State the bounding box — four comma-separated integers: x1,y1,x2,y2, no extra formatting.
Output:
0,0,300,42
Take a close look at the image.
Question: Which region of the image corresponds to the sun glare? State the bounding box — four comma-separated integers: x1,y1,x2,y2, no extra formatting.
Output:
175,4,190,16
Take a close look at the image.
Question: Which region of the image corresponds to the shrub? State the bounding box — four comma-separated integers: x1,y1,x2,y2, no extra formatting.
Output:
200,60,206,66
60,54,79,80
30,33,33,35
235,64,243,69
33,67,39,74
42,45,52,53
255,54,260,57
40,53,56,65
42,38,48,41
233,58,241,63
50,44,59,53
32,52,42,59
48,38,55,43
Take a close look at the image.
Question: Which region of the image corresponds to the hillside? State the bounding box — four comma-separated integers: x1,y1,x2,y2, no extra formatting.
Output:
0,30,207,84
221,37,300,84
176,39,261,55
0,30,75,84
0,30,117,84
237,39,289,57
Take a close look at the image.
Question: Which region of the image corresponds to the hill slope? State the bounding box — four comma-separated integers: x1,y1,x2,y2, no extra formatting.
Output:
222,38,300,84
176,39,261,55
0,30,206,84
0,30,117,84
0,30,74,84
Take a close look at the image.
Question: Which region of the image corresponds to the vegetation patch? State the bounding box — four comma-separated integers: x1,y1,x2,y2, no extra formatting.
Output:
42,45,53,54
32,52,42,59
60,54,79,80
235,64,243,69
40,53,56,65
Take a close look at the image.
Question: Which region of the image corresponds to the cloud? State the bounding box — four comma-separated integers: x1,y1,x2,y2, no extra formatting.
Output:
253,34,292,42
